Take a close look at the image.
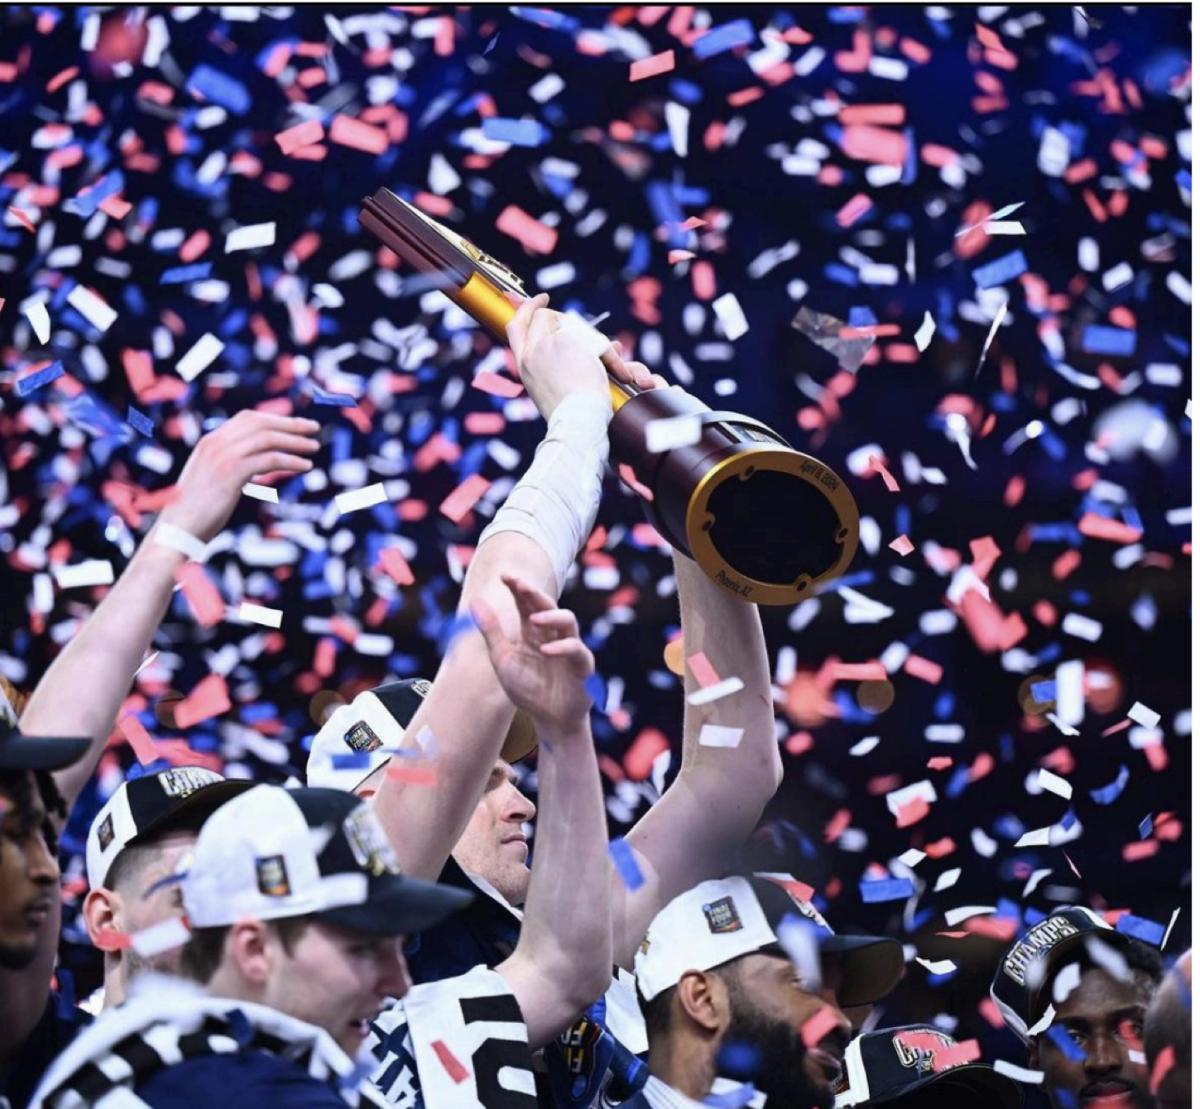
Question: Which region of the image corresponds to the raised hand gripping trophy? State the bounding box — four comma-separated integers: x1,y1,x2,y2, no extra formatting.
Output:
360,189,858,605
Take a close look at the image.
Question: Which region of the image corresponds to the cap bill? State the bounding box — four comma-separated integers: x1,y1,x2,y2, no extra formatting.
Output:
318,873,474,936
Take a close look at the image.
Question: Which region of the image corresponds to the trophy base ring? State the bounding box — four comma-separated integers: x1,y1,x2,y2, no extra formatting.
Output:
683,444,859,606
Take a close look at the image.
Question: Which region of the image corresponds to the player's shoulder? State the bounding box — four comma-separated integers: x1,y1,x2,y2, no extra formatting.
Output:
136,1051,349,1108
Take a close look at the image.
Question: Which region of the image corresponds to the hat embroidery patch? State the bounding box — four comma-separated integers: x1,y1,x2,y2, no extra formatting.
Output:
344,720,383,753
343,805,401,877
158,767,223,799
97,813,115,852
893,1030,956,1073
410,679,432,697
1002,915,1081,986
703,896,743,934
256,855,291,897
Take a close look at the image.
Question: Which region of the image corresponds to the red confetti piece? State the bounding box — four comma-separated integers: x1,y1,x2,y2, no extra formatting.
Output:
925,838,956,858
978,997,1005,1028
385,763,438,787
8,206,36,233
617,462,654,502
471,371,525,398
378,548,415,586
623,728,670,780
835,193,873,228
1078,512,1143,544
46,65,79,93
495,204,558,255
1063,850,1082,879
785,731,812,755
824,808,851,844
934,1039,981,1069
119,713,159,765
630,50,675,81
831,662,887,681
685,651,720,688
969,536,1001,579
174,674,231,729
1122,841,1160,862
1149,1046,1176,1095
439,474,491,524
903,655,944,685
99,194,132,219
761,875,816,903
800,1005,842,1048
176,563,225,627
840,125,908,166
667,249,695,263
329,114,389,154
895,796,930,829
680,216,707,230
431,1040,470,1084
868,455,900,492
889,534,915,556
927,757,954,771
275,118,325,155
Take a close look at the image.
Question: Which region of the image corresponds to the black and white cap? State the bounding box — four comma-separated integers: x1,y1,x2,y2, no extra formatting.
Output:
635,873,904,1007
306,678,537,792
990,905,1150,1042
86,767,254,889
834,1025,1023,1108
179,784,473,934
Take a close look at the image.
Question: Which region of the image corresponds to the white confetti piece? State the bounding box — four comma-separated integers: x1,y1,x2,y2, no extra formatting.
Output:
945,904,996,927
130,917,191,958
776,914,822,985
67,285,117,332
53,560,115,589
898,848,926,868
528,73,564,103
1015,826,1051,848
1166,270,1192,304
914,311,936,352
1102,262,1134,292
175,333,225,382
994,1061,1045,1084
1028,1003,1057,1037
971,828,997,857
1161,906,1180,950
225,222,277,253
686,676,746,706
1037,768,1073,800
1022,868,1052,898
242,482,280,503
335,483,388,515
133,651,160,677
1055,659,1085,727
975,295,1008,375
983,221,1026,234
916,957,957,975
933,867,961,892
696,724,745,748
712,292,749,341
239,602,283,629
1052,961,1081,1003
665,100,689,157
645,414,702,453
849,736,880,757
1128,701,1161,729
886,780,936,818
25,300,51,344
925,724,965,743
1062,613,1102,642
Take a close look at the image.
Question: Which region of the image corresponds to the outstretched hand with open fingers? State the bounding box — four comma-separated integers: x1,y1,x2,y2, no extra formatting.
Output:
471,574,595,735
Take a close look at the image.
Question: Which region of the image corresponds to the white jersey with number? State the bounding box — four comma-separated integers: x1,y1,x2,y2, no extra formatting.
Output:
366,965,537,1109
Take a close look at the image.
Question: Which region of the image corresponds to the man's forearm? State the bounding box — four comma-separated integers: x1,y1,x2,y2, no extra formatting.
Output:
501,718,613,1048
674,551,780,791
22,526,186,816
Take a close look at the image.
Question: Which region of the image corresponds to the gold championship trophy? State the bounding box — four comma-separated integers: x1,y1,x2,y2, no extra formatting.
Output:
359,188,859,605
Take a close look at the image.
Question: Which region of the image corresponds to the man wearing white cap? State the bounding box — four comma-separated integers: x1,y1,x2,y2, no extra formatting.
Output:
625,874,904,1109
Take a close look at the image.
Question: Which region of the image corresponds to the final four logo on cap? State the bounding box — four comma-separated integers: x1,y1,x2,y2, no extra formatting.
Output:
96,813,115,852
343,805,402,878
344,721,383,753
703,896,743,934
256,855,291,897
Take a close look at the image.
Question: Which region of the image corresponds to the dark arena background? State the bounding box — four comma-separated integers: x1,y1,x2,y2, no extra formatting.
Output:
0,6,1191,1102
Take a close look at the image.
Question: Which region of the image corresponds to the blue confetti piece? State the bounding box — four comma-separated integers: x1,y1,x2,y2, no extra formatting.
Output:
310,384,358,407
1031,681,1056,703
1116,913,1166,947
1046,1024,1087,1061
64,169,125,218
161,263,212,285
971,250,1029,289
509,7,580,32
332,752,372,770
860,877,914,903
609,837,644,891
693,18,756,59
481,118,549,147
1138,814,1154,839
1081,326,1136,357
1175,168,1191,193
126,406,154,437
1059,808,1077,833
715,1042,763,1079
1089,765,1129,805
16,361,65,397
187,64,251,115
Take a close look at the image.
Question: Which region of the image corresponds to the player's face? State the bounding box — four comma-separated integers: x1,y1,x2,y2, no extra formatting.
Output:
451,760,536,907
266,921,411,1056
721,953,852,1109
0,773,60,969
1034,967,1156,1109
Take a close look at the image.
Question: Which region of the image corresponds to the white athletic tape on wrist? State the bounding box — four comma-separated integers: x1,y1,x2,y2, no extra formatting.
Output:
477,390,611,595
154,521,210,563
